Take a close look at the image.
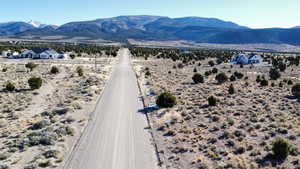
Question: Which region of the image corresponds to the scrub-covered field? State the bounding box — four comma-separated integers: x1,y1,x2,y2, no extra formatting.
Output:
133,48,300,169
0,57,116,169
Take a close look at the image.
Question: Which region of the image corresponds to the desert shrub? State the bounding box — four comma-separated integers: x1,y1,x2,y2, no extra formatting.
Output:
69,54,76,59
66,116,76,123
156,91,176,108
50,66,59,74
216,58,223,64
52,107,70,115
234,71,244,79
145,71,151,76
5,81,15,91
278,62,287,72
163,130,175,136
215,72,228,84
269,68,281,80
208,60,215,67
287,80,293,85
38,160,52,168
177,63,184,69
25,62,37,72
279,82,284,88
256,75,261,83
228,84,235,95
205,70,212,76
192,73,204,84
76,67,83,76
30,120,51,130
230,75,236,81
272,138,291,159
212,68,218,74
193,67,197,73
260,79,269,86
271,82,275,87
27,130,58,146
43,150,60,159
208,96,217,106
292,83,300,98
28,77,42,90
65,126,75,136
2,68,7,72
55,125,75,137
240,64,244,68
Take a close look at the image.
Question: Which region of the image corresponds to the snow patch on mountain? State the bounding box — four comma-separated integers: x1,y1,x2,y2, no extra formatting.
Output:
28,20,47,28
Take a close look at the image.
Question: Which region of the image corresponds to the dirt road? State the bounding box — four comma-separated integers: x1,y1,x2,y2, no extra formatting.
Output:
63,48,157,169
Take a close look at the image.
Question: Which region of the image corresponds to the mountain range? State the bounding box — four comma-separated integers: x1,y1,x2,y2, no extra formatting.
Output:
1,15,300,45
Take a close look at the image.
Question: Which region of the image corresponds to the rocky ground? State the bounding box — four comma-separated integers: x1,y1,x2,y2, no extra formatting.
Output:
133,57,300,169
0,57,116,169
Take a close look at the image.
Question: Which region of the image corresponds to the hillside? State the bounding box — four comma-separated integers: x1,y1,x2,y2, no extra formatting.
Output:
1,15,300,45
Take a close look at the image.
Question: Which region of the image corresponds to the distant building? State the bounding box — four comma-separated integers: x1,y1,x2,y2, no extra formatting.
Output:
1,50,11,57
57,51,68,59
18,48,61,59
20,49,35,58
8,52,20,59
38,49,60,59
230,54,263,65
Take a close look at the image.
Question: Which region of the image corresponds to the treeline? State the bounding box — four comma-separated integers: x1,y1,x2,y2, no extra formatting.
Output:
0,42,119,56
130,47,300,66
129,47,237,64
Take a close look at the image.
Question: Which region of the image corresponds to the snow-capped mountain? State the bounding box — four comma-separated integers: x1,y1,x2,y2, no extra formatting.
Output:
1,16,300,45
27,20,47,28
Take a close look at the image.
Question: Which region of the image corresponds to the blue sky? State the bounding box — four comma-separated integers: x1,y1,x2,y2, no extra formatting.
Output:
1,0,299,28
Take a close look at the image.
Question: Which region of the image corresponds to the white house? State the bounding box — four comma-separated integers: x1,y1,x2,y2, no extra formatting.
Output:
19,48,61,59
20,50,35,58
38,49,60,59
230,54,263,65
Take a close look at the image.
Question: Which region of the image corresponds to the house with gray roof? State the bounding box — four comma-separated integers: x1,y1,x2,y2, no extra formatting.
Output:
19,48,61,59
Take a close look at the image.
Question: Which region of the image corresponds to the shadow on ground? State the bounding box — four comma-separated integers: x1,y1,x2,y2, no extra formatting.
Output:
256,153,286,167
